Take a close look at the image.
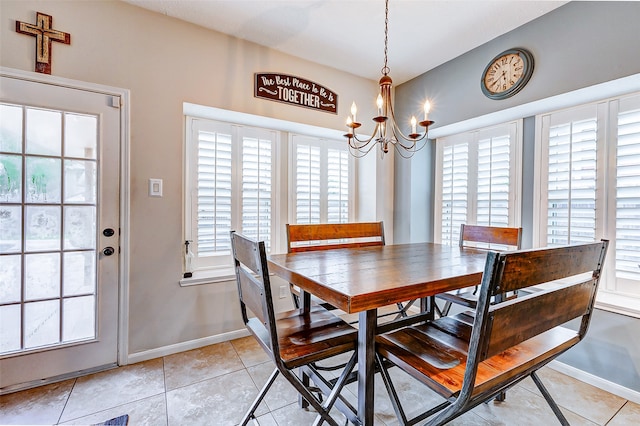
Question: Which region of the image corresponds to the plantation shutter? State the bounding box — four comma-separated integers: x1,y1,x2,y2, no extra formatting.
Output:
291,134,350,225
435,121,520,246
440,142,469,245
197,126,232,257
544,107,598,246
327,148,349,223
295,143,321,224
241,131,274,251
476,134,510,228
615,101,640,290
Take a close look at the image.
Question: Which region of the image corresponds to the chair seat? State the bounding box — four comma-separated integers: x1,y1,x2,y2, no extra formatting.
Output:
376,317,580,399
248,305,357,369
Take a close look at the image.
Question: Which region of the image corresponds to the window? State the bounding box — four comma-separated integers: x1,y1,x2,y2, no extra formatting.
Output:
434,121,522,245
290,134,351,224
535,92,640,314
183,110,352,283
185,118,277,278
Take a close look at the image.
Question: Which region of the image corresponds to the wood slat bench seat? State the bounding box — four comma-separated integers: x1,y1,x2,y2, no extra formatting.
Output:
376,240,609,426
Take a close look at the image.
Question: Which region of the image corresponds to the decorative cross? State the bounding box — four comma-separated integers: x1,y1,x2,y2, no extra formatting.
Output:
16,12,71,74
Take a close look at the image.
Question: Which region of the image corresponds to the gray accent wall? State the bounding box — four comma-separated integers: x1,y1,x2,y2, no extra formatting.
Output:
393,1,640,394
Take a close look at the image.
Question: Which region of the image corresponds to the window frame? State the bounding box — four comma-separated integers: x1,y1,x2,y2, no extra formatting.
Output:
533,92,640,317
433,120,523,245
181,103,353,285
184,117,280,279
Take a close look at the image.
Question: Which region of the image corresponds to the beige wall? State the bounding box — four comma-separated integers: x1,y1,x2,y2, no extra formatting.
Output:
1,0,379,356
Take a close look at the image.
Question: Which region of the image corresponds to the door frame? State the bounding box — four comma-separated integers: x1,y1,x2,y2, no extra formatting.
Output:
0,66,131,367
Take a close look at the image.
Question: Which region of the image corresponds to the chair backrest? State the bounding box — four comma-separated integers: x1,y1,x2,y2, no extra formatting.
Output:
459,224,522,250
286,221,385,253
230,231,279,360
463,240,608,390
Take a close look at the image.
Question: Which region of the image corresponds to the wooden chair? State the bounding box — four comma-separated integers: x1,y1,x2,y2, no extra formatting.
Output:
286,221,414,318
230,231,359,426
436,224,523,317
375,240,608,426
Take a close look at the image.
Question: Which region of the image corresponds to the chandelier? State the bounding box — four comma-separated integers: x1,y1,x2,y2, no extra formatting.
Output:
344,0,434,158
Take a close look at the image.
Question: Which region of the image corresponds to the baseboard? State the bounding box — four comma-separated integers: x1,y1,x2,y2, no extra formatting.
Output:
1,363,117,395
126,328,250,364
548,360,640,405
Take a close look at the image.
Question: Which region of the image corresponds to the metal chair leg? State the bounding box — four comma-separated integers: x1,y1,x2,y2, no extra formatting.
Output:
241,368,279,426
531,371,570,426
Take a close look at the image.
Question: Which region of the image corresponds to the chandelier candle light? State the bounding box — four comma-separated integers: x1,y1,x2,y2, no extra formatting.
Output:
344,0,434,158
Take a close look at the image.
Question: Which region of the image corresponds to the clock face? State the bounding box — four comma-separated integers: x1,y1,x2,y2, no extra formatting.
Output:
481,48,534,100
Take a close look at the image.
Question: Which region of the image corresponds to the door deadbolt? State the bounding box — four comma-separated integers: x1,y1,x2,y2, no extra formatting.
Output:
102,246,115,256
103,228,115,237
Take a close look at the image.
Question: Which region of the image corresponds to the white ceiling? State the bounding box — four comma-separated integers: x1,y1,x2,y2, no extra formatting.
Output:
124,0,568,84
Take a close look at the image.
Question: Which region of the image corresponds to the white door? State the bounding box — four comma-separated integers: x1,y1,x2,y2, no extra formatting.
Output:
0,73,121,392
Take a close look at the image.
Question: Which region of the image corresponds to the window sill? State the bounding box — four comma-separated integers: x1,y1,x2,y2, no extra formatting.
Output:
595,291,640,319
179,268,235,287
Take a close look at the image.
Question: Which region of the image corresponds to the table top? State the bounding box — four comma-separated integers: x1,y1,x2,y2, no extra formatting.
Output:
268,242,489,314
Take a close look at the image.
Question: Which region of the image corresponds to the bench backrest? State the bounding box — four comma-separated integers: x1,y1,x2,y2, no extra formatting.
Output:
469,240,608,368
286,222,385,253
459,224,522,250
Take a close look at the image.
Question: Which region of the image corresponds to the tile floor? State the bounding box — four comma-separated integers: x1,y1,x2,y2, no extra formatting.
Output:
1,335,639,425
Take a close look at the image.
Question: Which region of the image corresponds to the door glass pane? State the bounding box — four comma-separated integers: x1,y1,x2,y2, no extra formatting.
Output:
25,253,60,300
0,304,21,353
24,300,60,348
25,108,61,156
64,160,96,204
0,154,22,202
0,104,23,153
0,205,22,253
65,113,97,159
26,157,61,203
63,296,95,342
64,206,96,250
0,255,21,303
25,206,61,252
63,251,95,296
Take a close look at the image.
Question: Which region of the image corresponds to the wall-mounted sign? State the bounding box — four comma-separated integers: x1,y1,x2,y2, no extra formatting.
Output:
255,73,337,114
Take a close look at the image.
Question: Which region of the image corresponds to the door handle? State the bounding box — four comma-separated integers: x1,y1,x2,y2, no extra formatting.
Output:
102,246,115,256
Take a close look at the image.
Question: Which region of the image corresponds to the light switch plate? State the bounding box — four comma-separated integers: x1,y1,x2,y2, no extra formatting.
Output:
149,178,163,197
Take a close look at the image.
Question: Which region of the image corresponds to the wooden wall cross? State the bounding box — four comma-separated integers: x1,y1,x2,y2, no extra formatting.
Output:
16,12,71,74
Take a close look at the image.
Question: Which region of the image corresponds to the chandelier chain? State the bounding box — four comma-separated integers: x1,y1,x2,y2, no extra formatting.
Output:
344,0,433,158
382,0,390,76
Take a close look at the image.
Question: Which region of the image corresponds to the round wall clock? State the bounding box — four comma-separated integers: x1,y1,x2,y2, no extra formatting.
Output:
481,48,534,100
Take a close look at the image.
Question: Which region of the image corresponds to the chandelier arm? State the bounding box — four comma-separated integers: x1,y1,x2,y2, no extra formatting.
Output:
350,122,382,145
349,138,380,157
393,138,429,158
387,103,429,144
348,137,374,151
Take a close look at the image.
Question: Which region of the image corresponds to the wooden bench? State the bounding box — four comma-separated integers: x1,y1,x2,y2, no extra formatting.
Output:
436,224,522,316
376,240,608,426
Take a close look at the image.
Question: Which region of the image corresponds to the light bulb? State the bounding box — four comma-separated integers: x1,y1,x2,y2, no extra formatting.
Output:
410,116,417,134
376,94,383,115
350,102,357,122
423,101,431,120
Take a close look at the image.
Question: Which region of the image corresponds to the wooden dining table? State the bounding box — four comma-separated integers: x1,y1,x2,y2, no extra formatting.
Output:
267,242,489,425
